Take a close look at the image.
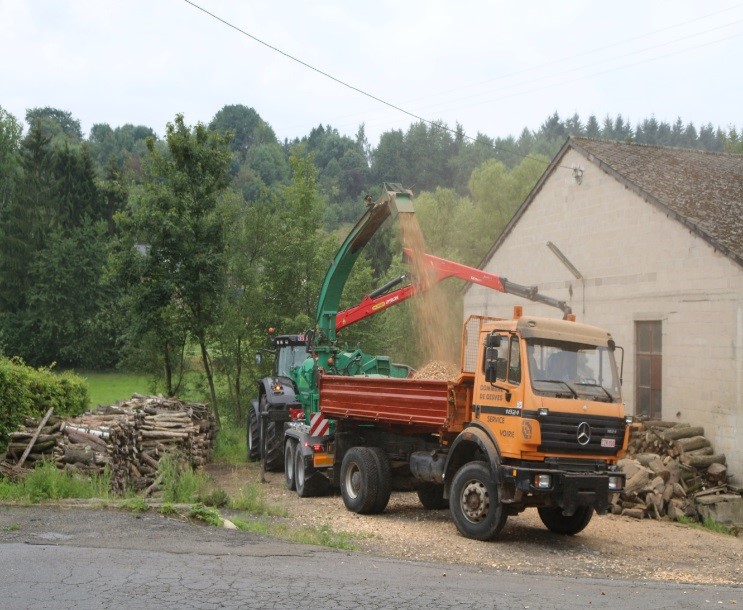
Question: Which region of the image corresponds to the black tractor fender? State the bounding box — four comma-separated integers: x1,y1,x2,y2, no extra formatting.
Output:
443,424,502,498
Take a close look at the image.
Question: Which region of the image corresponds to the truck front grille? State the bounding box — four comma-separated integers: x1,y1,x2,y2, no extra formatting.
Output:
534,412,626,456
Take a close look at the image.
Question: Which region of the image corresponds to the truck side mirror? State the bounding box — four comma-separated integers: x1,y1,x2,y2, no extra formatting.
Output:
485,346,498,382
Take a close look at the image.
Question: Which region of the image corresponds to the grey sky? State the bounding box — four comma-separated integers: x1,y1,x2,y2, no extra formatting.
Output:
2,0,741,145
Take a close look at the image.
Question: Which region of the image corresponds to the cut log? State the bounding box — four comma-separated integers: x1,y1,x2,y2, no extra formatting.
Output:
675,436,711,453
661,425,704,441
16,407,54,468
682,453,726,469
621,508,644,519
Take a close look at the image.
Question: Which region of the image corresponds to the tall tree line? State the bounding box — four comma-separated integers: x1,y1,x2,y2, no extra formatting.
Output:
0,104,739,422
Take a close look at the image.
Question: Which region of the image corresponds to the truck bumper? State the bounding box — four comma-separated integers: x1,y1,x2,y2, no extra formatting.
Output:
498,465,625,515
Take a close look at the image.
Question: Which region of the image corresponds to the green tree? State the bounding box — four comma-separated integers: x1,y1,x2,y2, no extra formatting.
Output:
25,107,82,145
117,115,233,419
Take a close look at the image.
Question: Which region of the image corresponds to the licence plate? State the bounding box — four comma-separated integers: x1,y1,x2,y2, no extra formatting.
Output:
600,438,616,448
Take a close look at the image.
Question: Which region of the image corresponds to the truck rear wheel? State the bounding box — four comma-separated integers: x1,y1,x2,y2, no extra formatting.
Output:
294,446,328,498
247,408,260,462
417,484,448,510
367,447,391,513
340,447,381,514
450,462,507,541
537,505,594,535
284,440,297,491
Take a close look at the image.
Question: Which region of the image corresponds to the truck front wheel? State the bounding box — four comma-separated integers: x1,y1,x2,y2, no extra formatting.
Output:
450,462,507,541
537,505,593,535
340,447,380,514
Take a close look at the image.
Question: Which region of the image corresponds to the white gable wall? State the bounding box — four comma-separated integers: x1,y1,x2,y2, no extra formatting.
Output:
464,148,743,481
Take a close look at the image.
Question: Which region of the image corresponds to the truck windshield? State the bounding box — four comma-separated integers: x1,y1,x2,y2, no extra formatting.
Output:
526,339,621,402
277,345,310,378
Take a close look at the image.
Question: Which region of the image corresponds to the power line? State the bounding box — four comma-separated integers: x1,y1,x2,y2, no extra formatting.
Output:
182,0,557,166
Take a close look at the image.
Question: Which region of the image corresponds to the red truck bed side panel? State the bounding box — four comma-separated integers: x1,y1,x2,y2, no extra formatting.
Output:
319,375,450,427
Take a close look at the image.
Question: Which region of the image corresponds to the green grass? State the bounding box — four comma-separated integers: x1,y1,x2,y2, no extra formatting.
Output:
118,496,150,513
230,517,358,550
79,371,157,406
189,503,223,526
0,461,111,503
158,453,211,504
229,483,288,517
212,417,247,464
676,514,736,536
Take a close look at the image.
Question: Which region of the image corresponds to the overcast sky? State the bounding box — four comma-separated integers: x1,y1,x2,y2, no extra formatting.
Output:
2,0,742,146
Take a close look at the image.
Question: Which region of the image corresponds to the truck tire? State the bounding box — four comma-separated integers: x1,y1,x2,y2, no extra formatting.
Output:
367,447,391,514
294,446,328,498
417,484,448,510
537,505,594,535
284,440,297,491
340,447,381,514
449,461,507,541
247,408,260,462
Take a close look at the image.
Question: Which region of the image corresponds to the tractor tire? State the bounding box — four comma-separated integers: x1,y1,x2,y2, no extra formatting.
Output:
537,505,594,535
294,445,328,498
284,440,297,491
247,407,260,462
417,484,448,510
259,399,284,472
449,461,507,541
340,447,381,514
367,447,391,514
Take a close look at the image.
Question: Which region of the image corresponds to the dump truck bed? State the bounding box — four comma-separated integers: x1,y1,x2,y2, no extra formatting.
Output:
318,374,450,430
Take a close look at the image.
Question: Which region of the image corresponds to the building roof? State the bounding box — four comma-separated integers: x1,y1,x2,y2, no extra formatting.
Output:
477,137,743,272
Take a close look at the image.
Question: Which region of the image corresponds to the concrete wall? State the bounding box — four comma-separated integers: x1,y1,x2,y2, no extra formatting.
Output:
464,148,743,482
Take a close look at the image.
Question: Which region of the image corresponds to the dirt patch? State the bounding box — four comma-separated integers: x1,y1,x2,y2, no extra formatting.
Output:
208,462,743,586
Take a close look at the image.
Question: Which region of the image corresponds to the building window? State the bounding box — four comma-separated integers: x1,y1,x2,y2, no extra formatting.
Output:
635,321,662,419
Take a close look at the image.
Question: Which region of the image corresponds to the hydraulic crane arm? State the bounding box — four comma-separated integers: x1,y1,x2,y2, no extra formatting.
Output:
335,248,572,331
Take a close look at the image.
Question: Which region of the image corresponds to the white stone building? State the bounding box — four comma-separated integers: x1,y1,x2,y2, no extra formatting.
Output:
463,137,743,481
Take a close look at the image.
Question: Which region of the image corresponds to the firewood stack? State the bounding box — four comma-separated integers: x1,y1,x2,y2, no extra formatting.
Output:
1,395,217,493
613,420,733,520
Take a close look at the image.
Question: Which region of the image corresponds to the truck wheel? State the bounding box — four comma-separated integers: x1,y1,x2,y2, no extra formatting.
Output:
417,484,448,510
449,462,507,541
284,440,297,491
247,408,260,462
367,447,391,513
538,505,594,535
295,446,328,498
340,447,380,514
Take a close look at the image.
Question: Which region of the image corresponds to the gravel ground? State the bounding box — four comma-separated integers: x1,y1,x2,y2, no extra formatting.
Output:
210,463,743,586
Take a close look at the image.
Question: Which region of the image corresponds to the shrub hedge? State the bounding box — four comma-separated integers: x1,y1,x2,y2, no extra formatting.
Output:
0,358,89,452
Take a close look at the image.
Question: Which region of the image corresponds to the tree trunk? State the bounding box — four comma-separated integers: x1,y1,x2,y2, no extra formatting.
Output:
199,339,220,428
163,342,173,397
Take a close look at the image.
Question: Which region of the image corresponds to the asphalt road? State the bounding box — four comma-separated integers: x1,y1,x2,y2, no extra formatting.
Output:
0,506,740,609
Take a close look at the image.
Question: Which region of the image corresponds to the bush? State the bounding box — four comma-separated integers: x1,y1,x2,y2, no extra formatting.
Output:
0,358,89,451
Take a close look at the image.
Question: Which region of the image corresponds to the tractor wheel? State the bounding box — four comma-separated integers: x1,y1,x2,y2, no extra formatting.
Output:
417,484,448,510
449,462,507,541
367,447,391,514
537,505,594,535
340,447,380,514
284,440,297,491
295,445,328,498
247,408,260,462
259,397,284,472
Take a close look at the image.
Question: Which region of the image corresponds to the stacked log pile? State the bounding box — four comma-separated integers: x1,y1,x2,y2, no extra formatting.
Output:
1,395,216,493
613,420,734,521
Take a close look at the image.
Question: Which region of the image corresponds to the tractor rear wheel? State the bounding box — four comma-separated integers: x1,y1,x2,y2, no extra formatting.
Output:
247,408,260,462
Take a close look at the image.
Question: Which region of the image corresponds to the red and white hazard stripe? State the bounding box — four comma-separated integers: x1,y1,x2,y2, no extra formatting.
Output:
309,412,330,437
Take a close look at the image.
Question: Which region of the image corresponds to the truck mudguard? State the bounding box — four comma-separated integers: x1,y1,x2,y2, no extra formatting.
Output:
444,424,502,490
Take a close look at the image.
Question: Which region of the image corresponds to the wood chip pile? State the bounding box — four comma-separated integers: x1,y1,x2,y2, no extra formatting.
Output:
0,395,217,493
412,360,460,380
613,420,735,521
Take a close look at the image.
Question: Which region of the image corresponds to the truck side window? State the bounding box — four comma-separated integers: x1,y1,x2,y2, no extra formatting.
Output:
508,337,521,385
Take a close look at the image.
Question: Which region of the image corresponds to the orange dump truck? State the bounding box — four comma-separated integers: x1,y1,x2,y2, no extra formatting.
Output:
292,310,630,541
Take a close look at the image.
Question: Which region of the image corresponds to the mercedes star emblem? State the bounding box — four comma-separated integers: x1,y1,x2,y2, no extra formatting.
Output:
577,421,591,446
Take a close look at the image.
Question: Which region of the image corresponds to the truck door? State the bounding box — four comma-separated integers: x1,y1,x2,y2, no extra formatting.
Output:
476,333,524,456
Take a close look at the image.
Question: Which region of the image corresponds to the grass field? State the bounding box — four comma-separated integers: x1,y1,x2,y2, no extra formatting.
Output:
79,371,158,407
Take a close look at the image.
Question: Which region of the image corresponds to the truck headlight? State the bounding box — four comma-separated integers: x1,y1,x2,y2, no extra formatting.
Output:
533,474,552,489
608,475,623,491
